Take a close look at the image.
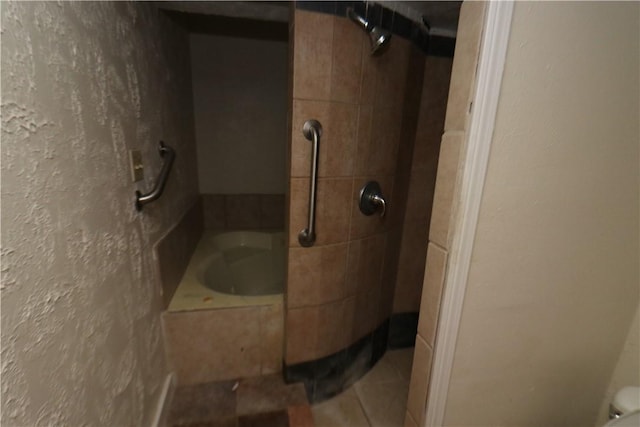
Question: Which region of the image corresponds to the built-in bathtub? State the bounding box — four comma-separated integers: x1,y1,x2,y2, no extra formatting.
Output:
168,230,285,311
162,228,285,385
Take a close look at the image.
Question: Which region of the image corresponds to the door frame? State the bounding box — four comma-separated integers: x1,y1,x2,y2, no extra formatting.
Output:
424,1,515,425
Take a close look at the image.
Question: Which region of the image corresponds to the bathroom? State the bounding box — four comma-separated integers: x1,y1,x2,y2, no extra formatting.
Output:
1,1,638,427
155,0,460,424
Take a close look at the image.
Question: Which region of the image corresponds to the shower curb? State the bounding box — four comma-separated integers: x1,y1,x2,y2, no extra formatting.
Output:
283,319,390,403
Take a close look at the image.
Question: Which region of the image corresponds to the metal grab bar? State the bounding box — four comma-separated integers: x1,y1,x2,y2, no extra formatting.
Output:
298,120,322,247
135,141,176,211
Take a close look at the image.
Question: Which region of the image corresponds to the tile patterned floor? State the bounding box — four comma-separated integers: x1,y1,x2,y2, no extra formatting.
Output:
168,374,313,427
168,347,414,427
311,348,415,427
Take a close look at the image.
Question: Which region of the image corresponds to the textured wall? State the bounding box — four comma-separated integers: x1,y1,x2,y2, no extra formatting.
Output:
443,2,639,426
1,2,199,426
190,33,288,195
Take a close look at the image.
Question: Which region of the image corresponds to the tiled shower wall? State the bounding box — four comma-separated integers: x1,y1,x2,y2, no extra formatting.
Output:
285,8,424,365
393,56,454,313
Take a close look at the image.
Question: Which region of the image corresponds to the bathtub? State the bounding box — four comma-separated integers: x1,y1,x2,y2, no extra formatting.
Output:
167,229,285,312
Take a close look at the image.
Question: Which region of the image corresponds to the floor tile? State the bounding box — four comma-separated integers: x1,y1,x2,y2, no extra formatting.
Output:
386,348,415,382
236,374,308,416
169,381,237,426
311,387,370,427
174,418,238,427
288,405,315,427
355,380,409,427
238,410,289,427
355,356,403,386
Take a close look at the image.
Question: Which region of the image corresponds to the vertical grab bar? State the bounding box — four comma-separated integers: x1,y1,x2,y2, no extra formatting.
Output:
298,119,322,247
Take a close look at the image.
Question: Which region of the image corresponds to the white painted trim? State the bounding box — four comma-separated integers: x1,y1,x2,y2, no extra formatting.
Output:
424,2,514,426
150,373,176,427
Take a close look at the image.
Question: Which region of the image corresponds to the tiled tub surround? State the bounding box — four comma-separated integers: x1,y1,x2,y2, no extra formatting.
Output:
162,228,285,385
163,302,284,386
285,1,434,402
202,193,286,230
160,205,286,384
156,199,204,309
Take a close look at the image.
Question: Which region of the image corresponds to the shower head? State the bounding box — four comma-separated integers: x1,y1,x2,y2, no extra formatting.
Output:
346,8,392,56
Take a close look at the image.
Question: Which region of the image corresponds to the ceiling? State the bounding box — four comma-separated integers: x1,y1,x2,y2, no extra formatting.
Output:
395,1,462,37
156,1,462,38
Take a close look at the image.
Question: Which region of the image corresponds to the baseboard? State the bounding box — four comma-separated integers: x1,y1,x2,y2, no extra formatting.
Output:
150,373,176,427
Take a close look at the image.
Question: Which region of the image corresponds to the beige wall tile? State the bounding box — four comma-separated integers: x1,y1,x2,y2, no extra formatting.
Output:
316,299,347,358
406,335,433,426
261,303,284,375
290,100,358,178
346,235,386,296
354,104,373,172
314,178,353,246
444,1,486,132
373,37,411,112
417,243,448,346
380,227,403,321
356,104,403,176
287,244,348,308
393,221,429,313
324,103,358,176
345,240,362,297
163,308,262,385
404,170,435,225
353,286,381,341
260,194,285,229
429,131,464,248
203,194,226,230
342,295,357,345
287,7,434,367
359,38,378,106
331,16,364,103
156,199,204,308
293,10,333,100
404,410,419,427
225,194,261,230
286,306,319,364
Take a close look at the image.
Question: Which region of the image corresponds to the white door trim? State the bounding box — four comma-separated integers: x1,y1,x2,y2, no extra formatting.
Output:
424,2,515,426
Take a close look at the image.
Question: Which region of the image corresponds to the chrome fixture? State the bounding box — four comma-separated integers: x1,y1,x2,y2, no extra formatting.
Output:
135,141,176,211
359,181,387,217
298,119,322,247
347,7,392,56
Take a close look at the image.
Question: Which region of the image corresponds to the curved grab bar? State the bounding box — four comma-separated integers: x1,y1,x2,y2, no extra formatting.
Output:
298,120,322,247
135,141,176,211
